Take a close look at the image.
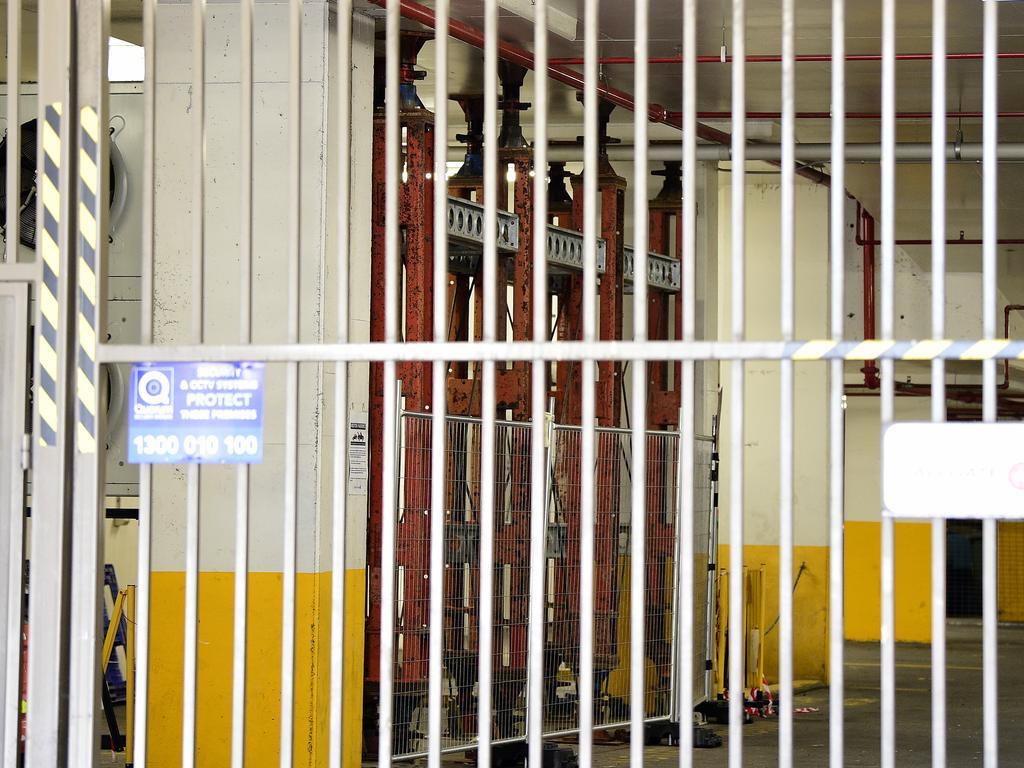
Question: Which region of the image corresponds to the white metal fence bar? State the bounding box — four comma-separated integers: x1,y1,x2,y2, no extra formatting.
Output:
982,3,999,767
630,1,650,766
427,0,449,766
728,1,746,765
377,0,402,764
828,0,846,765
232,2,254,766
779,0,796,764
929,4,948,767
181,0,206,763
478,1,499,766
580,0,599,765
1,0,26,759
880,0,897,765
528,1,550,767
279,1,303,765
133,0,157,763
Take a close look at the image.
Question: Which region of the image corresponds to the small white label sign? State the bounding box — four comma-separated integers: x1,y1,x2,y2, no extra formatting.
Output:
348,410,369,495
883,422,1024,519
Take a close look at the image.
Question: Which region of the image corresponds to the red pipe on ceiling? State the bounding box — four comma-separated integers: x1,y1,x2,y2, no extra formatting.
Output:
549,52,1024,66
686,111,1024,121
854,205,1024,246
373,0,832,187
861,209,880,389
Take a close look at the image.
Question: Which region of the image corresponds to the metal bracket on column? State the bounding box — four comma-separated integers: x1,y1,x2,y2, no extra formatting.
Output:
623,247,681,293
546,224,607,275
444,196,519,274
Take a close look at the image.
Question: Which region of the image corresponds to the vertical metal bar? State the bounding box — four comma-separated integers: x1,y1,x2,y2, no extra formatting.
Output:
879,0,897,765
280,0,302,765
778,0,796,762
329,1,353,766
232,1,255,765
579,0,599,762
68,0,111,761
4,0,20,265
478,0,498,763
134,0,156,763
182,462,201,766
527,2,549,765
182,1,206,763
125,585,136,758
929,5,947,767
427,1,449,765
981,3,999,766
1,289,28,768
631,0,649,763
828,1,845,766
376,0,401,762
1,25,25,761
728,2,746,766
678,0,697,761
26,0,76,763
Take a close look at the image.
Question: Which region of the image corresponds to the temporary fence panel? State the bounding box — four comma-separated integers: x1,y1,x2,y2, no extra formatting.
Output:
387,411,716,759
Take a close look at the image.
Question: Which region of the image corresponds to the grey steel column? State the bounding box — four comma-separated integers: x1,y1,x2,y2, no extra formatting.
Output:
25,0,77,764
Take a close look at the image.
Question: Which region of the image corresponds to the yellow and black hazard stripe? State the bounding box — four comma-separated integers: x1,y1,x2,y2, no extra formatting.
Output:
76,106,101,454
37,103,62,447
784,339,1024,361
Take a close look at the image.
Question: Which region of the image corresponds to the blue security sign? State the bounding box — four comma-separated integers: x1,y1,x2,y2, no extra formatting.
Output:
128,362,265,464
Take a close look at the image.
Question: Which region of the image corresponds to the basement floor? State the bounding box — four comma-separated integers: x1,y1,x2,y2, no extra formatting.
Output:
97,623,1024,767
587,622,1024,768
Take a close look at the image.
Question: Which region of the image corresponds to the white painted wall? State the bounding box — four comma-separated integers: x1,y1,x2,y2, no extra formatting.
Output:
151,1,333,573
717,178,830,547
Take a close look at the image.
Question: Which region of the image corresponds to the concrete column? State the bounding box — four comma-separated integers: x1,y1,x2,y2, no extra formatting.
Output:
148,3,340,765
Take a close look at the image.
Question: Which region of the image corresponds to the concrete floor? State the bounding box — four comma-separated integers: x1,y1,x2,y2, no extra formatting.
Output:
96,623,1023,767
588,622,1024,768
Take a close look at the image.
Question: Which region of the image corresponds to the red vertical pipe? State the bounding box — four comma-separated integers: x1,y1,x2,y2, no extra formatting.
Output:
862,210,880,389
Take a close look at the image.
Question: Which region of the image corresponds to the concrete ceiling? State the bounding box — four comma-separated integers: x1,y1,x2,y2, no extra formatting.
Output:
402,0,1024,298
4,0,1024,297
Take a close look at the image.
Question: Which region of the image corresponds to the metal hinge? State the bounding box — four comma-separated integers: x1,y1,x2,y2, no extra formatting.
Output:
20,434,31,471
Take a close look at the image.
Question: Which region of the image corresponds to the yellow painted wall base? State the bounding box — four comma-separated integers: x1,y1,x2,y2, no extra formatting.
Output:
147,569,366,768
998,522,1024,622
844,521,931,643
717,544,829,685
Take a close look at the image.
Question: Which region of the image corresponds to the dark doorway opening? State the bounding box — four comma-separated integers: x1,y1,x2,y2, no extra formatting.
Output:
947,521,983,618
